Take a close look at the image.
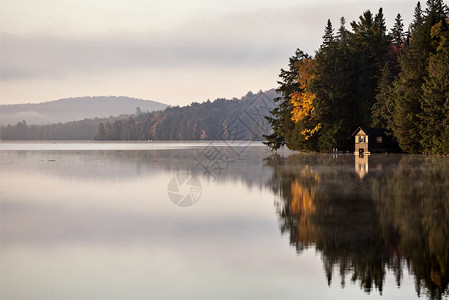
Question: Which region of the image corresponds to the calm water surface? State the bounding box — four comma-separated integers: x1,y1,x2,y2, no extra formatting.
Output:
0,141,448,299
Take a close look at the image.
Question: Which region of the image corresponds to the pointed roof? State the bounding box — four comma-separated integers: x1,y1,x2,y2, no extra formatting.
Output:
352,127,388,136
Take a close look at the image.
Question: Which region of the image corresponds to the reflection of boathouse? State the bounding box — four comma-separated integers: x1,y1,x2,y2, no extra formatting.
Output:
352,127,399,155
355,154,369,179
354,154,389,179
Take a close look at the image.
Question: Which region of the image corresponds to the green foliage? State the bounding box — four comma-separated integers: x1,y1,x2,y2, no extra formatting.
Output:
391,0,449,153
323,19,334,46
264,49,309,151
265,1,449,154
349,8,391,125
0,118,105,140
267,9,390,151
420,20,449,154
391,14,405,48
95,90,277,141
372,63,395,130
1,91,277,141
263,106,287,150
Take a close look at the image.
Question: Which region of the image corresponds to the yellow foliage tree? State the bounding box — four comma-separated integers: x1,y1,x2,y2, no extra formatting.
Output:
289,166,320,246
290,58,321,140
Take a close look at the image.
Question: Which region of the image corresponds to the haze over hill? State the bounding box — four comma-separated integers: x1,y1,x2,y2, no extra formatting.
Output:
0,96,168,126
0,89,278,140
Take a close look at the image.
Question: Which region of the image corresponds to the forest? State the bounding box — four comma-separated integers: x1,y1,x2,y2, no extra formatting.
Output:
264,1,449,154
0,116,124,140
95,90,276,140
0,90,277,141
1,119,96,140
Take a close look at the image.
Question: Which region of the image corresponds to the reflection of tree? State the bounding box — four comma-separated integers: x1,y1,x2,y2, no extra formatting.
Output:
265,154,449,299
266,154,322,252
372,156,449,299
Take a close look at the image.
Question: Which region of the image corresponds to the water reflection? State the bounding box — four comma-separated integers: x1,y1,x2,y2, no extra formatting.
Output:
265,153,449,299
0,147,273,187
355,154,369,178
1,146,286,300
1,145,448,299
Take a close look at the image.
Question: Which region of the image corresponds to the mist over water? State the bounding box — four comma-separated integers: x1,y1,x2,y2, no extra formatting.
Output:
1,142,447,299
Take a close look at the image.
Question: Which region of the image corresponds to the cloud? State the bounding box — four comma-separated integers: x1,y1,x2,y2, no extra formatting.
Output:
0,0,415,104
0,29,290,81
0,3,351,81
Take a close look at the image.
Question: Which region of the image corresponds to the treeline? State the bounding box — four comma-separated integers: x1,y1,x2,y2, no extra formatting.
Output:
0,96,168,126
0,90,277,141
0,116,124,140
265,1,449,154
95,90,276,140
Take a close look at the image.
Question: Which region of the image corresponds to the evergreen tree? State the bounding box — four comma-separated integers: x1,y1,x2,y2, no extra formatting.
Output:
313,18,357,150
337,17,349,43
374,8,388,39
420,20,449,154
264,49,309,150
392,0,448,153
350,9,390,124
264,1,449,154
425,0,449,26
323,19,334,46
410,1,423,32
387,14,405,77
372,63,395,130
391,14,405,48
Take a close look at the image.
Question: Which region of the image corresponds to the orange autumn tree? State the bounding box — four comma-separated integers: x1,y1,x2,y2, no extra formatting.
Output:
289,165,320,247
290,58,321,148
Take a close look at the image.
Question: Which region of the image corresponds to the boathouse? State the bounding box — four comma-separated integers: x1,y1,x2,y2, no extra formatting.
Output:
352,127,398,154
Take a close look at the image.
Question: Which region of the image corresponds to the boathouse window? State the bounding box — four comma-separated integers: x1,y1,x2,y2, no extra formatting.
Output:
359,136,365,143
376,136,382,143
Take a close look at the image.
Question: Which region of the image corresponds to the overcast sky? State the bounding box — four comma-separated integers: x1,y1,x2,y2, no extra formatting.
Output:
1,0,414,106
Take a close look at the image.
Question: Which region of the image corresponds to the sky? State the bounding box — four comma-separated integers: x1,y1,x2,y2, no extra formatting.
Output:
1,0,414,106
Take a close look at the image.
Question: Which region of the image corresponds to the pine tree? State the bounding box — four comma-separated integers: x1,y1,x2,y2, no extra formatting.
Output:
264,49,309,151
425,0,449,26
420,20,449,154
337,17,349,43
410,1,423,32
373,8,392,67
313,18,357,150
374,8,388,38
349,9,390,126
323,19,334,46
391,0,448,153
372,63,395,130
265,1,449,154
391,14,405,48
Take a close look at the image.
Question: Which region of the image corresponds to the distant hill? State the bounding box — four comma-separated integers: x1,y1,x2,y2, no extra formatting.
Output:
0,96,168,126
0,89,278,140
95,89,279,141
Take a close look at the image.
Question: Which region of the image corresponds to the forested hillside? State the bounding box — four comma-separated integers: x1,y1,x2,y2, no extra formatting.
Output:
0,90,277,140
95,90,277,140
265,1,449,154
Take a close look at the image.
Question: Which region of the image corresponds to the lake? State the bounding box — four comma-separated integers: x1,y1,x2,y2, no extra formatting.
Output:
1,141,448,299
